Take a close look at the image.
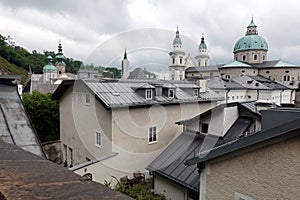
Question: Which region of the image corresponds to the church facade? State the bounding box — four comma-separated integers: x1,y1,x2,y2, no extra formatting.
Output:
183,18,300,87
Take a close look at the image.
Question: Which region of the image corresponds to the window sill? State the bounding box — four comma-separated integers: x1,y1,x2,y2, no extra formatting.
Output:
148,141,157,145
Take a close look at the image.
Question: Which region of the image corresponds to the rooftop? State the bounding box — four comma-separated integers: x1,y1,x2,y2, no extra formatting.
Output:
0,140,133,200
52,79,223,109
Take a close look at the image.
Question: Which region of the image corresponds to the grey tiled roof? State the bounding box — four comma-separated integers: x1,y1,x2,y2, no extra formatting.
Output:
207,77,244,89
207,76,288,90
234,75,288,90
0,141,133,200
185,65,221,72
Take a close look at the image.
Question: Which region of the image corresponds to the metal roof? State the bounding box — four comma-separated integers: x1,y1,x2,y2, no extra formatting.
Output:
185,113,300,166
147,116,253,192
0,83,45,158
234,75,288,90
185,65,221,72
83,80,223,109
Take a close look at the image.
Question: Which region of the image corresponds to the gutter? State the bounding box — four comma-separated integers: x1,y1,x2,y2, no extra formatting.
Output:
69,152,118,171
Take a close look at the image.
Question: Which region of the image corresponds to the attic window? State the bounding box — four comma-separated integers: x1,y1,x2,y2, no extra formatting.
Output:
201,123,209,134
193,89,198,97
146,89,152,100
85,93,91,105
168,89,175,98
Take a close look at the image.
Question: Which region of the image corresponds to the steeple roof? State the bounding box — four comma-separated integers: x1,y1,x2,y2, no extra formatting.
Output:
248,17,257,27
173,26,182,45
199,33,207,50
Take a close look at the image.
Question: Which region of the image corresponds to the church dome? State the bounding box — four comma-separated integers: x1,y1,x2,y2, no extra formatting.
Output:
43,56,57,72
234,35,268,53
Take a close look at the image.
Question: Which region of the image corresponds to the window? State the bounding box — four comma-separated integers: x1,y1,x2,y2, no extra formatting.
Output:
285,70,290,73
168,89,175,98
193,89,198,97
148,127,157,144
266,70,270,74
201,123,209,133
242,55,246,61
172,57,175,64
95,131,102,147
85,93,91,105
253,54,258,60
241,70,245,73
179,57,182,64
232,96,234,100
263,55,265,61
225,74,231,79
69,147,73,166
198,62,201,66
146,89,152,100
77,93,83,103
283,75,290,82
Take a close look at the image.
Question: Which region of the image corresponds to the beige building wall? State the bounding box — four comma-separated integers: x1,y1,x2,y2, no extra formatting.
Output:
259,67,300,82
60,81,217,182
203,136,300,200
219,68,259,78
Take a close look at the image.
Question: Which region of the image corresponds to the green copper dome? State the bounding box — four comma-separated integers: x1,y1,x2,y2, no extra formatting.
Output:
234,35,268,53
43,56,57,72
173,28,182,45
234,18,268,53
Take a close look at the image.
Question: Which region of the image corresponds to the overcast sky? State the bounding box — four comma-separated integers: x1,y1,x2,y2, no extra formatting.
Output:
1,0,300,74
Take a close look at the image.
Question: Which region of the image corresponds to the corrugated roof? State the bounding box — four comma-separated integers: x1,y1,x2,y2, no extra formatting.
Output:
0,84,45,158
83,80,223,108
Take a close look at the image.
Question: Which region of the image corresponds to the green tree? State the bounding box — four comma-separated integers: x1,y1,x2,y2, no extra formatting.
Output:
23,91,60,143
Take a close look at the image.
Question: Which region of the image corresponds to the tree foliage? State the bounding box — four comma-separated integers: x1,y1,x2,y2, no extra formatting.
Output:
23,91,59,143
0,33,82,73
115,181,166,200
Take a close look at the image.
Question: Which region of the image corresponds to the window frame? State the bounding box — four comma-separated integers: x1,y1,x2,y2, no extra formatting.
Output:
193,89,199,97
148,126,157,144
168,89,175,98
201,123,209,134
95,131,102,147
85,93,91,105
146,89,152,100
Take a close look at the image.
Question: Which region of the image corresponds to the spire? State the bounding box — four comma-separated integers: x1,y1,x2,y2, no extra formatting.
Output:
173,26,182,46
124,48,127,59
58,39,63,53
248,16,257,27
246,17,258,35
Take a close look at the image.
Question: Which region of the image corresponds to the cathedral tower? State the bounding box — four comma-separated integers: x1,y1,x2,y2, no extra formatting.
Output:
169,27,186,80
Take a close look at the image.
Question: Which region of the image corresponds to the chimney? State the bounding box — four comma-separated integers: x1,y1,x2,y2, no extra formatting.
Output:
197,78,206,92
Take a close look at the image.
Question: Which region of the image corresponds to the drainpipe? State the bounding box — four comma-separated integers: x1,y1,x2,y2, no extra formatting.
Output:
225,89,230,104
280,89,284,105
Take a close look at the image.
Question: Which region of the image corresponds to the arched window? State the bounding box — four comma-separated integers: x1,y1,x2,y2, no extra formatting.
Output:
283,75,290,82
179,57,182,64
172,57,175,64
254,54,258,60
242,55,246,61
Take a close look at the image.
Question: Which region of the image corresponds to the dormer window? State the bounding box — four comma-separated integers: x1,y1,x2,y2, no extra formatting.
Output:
168,89,175,98
193,89,198,97
146,89,152,100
